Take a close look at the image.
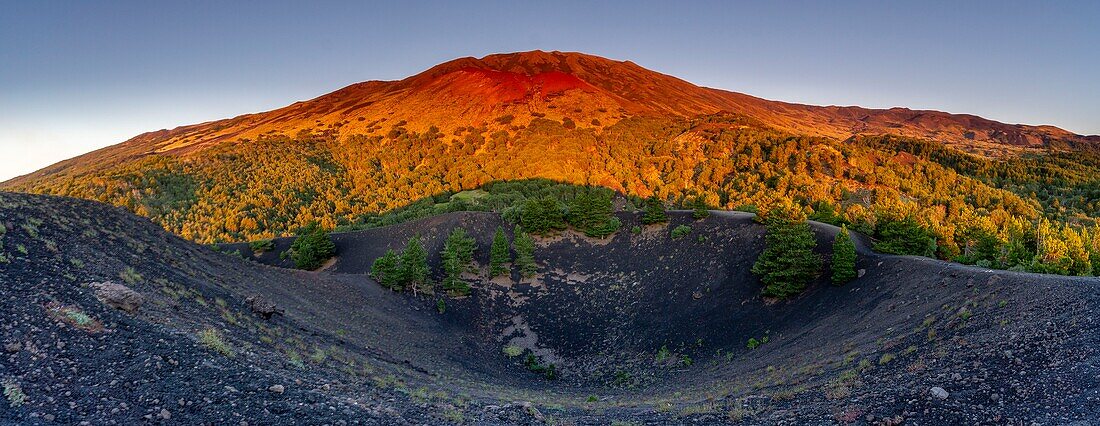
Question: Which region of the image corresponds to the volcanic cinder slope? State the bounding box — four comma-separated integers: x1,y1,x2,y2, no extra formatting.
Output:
3,191,1099,424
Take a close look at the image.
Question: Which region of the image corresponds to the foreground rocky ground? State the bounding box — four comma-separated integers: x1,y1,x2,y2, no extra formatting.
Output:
2,192,1099,424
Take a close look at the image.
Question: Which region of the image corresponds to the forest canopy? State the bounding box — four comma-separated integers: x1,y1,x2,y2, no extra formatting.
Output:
9,113,1100,277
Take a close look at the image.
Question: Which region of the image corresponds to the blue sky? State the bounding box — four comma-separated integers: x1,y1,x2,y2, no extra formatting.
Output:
2,0,1098,181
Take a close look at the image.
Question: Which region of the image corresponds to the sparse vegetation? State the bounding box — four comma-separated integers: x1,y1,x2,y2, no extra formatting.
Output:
119,266,143,284
198,328,235,357
249,239,274,253
671,225,691,239
3,380,25,408
655,345,670,362
503,345,523,358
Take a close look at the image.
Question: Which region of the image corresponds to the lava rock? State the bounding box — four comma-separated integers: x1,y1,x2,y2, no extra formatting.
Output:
246,295,283,319
91,281,144,313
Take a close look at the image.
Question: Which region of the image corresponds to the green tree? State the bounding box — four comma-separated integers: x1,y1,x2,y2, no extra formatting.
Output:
641,195,667,225
874,216,937,257
441,228,476,296
370,249,402,290
691,197,710,220
398,235,429,294
751,208,822,298
520,196,566,235
290,221,336,270
831,225,857,285
567,188,621,237
513,226,538,277
489,227,511,277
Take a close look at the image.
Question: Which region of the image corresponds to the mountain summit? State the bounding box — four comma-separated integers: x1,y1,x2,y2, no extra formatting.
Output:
15,50,1092,174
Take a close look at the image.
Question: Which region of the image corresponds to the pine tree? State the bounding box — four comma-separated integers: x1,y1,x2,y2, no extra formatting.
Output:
751,207,822,298
520,196,566,235
874,215,937,257
441,228,475,296
513,226,538,277
489,227,511,277
568,188,620,237
691,196,710,220
831,225,857,285
641,195,667,225
290,221,336,270
398,235,429,293
370,249,402,290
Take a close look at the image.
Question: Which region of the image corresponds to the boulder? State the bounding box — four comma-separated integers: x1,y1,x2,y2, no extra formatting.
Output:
245,295,283,319
930,386,949,399
91,282,144,313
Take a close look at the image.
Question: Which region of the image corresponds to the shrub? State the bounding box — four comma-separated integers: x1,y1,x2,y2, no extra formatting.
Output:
119,267,143,284
671,225,692,239
631,225,642,235
370,249,402,290
199,328,235,357
641,196,668,225
513,227,538,277
655,345,670,362
3,380,25,408
503,345,524,357
249,239,274,253
831,225,857,285
436,298,446,313
523,353,558,380
746,338,761,350
489,227,511,277
691,197,711,219
290,222,336,270
751,207,822,299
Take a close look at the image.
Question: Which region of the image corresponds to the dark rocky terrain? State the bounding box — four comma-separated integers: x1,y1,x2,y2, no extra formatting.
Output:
3,191,1100,424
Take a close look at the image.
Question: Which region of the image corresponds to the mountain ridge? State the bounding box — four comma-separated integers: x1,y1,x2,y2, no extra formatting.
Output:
6,50,1096,186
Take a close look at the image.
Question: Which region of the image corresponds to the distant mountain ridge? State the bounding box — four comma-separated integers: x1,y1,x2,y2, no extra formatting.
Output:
6,50,1096,186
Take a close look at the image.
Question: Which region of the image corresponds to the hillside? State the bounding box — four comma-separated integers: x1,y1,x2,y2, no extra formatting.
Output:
2,191,1099,424
3,51,1100,279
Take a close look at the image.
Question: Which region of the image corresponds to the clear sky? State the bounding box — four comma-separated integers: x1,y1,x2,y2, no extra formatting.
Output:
2,0,1098,181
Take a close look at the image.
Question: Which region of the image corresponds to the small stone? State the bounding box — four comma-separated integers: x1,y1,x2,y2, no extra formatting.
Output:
857,269,867,278
269,384,285,394
930,386,949,399
158,409,171,420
